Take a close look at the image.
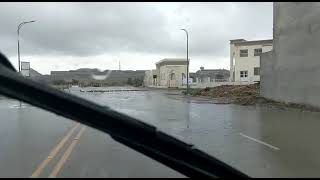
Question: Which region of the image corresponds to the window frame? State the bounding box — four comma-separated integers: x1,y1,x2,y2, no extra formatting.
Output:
239,49,248,57
240,70,248,78
254,67,260,76
254,48,263,56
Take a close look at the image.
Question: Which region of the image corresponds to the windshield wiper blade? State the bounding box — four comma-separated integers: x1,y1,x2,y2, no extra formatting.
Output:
0,53,16,71
0,52,249,178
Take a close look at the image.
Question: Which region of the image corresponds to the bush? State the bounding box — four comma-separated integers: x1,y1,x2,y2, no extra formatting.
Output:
127,77,143,87
182,89,202,96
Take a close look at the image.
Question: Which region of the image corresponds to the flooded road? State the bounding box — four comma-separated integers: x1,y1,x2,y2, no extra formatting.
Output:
1,87,320,177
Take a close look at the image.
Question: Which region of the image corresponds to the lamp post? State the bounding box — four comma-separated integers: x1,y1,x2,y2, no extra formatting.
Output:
17,20,36,72
180,28,189,94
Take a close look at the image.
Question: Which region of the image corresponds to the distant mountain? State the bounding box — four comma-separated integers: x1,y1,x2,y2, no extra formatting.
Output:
73,68,100,72
29,68,51,84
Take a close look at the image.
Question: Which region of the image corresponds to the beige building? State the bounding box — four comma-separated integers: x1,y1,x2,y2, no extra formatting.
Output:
156,58,188,88
230,39,273,82
144,58,188,88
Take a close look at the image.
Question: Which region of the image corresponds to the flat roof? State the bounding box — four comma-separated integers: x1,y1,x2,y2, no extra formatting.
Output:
230,39,246,43
156,58,188,65
231,39,273,46
199,69,229,71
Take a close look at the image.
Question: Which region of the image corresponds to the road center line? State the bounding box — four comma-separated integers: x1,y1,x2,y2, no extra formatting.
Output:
30,123,80,178
48,126,86,178
239,133,280,151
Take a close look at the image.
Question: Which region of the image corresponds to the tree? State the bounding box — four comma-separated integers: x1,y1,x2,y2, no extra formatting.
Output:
52,80,66,85
133,77,143,87
72,79,79,85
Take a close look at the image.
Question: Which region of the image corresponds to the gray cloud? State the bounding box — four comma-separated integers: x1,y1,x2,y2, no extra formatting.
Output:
0,2,172,57
0,2,272,72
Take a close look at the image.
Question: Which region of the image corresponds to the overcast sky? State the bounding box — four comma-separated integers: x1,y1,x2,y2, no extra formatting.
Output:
0,2,272,75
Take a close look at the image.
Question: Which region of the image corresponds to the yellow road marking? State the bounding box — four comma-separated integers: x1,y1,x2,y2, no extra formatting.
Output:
48,126,86,178
30,123,80,178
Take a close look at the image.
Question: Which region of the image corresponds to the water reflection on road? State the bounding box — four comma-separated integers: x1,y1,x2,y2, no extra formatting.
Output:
1,87,320,177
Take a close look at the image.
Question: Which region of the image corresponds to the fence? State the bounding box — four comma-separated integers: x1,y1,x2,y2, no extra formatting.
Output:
145,81,255,89
190,81,254,89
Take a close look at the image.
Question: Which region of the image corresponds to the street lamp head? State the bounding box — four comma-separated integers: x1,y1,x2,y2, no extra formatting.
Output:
18,20,36,31
22,20,36,25
26,20,36,23
180,28,188,36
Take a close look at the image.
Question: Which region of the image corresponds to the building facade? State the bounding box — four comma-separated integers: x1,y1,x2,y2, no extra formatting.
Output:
144,58,188,88
156,58,188,88
230,39,273,82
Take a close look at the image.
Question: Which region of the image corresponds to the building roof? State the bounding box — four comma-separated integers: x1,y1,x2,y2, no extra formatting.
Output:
155,58,188,65
230,39,246,43
231,39,273,46
197,69,229,72
193,67,230,79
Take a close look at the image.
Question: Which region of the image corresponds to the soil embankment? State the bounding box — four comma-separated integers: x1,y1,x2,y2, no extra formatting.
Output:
184,84,320,112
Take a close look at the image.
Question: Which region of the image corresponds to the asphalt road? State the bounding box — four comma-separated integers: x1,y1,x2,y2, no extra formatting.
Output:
1,87,320,178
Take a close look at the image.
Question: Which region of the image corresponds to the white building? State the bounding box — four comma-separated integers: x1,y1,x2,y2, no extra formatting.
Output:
230,39,273,82
156,58,188,88
144,58,189,88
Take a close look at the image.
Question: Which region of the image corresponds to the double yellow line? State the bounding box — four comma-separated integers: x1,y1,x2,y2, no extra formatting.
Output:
31,122,86,178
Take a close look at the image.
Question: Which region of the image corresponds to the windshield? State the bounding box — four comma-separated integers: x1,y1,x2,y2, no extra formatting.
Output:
0,2,318,178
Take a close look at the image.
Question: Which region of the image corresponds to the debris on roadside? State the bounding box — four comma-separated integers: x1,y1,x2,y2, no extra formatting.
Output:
183,84,320,112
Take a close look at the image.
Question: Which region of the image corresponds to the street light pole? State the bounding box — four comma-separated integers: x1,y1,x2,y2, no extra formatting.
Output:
181,28,189,94
17,20,36,73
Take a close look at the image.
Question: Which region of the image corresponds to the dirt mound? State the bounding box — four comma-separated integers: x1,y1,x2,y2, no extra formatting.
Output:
199,84,259,98
189,83,320,111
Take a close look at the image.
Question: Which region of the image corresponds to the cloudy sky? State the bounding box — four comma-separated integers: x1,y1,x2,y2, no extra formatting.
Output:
0,2,272,75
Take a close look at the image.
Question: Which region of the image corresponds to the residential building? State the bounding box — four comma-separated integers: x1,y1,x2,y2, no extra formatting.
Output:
143,58,189,88
192,66,230,83
230,39,273,82
156,58,188,88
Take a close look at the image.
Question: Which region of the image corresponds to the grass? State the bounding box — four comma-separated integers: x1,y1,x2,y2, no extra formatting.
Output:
182,88,203,96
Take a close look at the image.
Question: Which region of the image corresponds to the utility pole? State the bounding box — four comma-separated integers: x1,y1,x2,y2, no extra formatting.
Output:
17,20,36,73
180,28,189,94
17,20,36,108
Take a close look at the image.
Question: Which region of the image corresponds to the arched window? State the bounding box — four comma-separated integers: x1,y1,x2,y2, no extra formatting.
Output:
181,73,186,85
170,72,176,80
181,73,186,79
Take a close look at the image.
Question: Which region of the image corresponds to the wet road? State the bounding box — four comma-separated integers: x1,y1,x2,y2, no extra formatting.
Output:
1,87,320,177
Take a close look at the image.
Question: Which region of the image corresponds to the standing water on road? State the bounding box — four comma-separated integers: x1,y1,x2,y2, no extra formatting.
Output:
1,87,320,177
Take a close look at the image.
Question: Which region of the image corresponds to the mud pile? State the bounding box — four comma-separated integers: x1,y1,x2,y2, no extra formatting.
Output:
192,84,320,112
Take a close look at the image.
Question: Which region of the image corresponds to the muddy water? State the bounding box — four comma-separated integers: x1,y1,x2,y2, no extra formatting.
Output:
1,87,320,177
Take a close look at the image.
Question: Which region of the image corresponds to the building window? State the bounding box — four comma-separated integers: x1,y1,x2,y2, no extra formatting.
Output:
240,49,248,57
240,71,248,78
170,73,175,80
254,67,260,75
181,73,186,79
254,48,262,56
